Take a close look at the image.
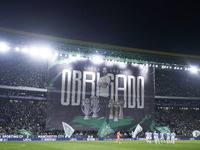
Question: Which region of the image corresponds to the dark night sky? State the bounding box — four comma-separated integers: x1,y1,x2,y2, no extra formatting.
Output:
0,0,200,55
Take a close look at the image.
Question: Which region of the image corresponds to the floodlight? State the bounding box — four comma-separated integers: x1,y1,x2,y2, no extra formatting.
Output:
39,47,51,58
92,56,103,64
30,47,38,56
22,47,28,53
190,66,198,73
76,55,80,59
15,47,20,51
0,42,8,51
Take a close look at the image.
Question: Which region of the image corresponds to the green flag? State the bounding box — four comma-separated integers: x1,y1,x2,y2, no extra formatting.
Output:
155,126,171,136
97,121,114,138
18,129,34,138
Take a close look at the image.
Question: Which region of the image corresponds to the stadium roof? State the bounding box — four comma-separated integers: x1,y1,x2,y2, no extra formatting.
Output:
0,27,200,68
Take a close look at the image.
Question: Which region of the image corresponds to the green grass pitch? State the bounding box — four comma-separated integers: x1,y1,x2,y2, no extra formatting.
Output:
0,140,199,150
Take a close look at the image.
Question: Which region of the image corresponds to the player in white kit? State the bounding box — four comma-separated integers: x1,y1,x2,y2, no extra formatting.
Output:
145,131,149,143
160,131,165,143
153,131,160,144
171,132,176,144
166,132,171,143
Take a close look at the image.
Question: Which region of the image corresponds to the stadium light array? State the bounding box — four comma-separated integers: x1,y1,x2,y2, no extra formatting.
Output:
1,41,200,73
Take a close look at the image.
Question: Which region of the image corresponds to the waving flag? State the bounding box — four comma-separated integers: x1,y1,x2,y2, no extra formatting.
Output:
132,124,143,138
62,122,75,138
192,130,200,138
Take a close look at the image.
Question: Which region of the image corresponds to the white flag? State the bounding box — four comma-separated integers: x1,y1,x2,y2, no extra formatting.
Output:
132,124,143,138
192,130,200,138
62,122,75,138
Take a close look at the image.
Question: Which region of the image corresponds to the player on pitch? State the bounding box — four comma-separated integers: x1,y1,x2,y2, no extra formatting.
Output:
115,131,121,144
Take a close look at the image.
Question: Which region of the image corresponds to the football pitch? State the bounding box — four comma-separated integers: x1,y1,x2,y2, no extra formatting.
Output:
0,140,199,150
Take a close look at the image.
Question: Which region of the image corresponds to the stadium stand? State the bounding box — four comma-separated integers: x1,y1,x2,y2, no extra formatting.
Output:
0,51,200,138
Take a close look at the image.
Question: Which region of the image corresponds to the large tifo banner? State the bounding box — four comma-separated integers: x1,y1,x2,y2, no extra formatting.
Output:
46,57,155,132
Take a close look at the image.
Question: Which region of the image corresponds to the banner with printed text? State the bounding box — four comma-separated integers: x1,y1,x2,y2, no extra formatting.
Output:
46,57,155,132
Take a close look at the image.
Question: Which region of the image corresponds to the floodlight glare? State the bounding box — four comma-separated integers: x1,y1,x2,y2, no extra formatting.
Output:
22,47,28,53
0,42,8,52
39,47,51,58
92,56,103,64
190,66,198,73
15,47,20,51
30,47,38,56
77,55,80,59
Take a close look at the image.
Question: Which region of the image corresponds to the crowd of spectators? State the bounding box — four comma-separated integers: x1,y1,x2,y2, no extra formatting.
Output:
0,99,46,135
1,52,200,97
0,51,200,137
0,52,47,88
155,69,200,97
0,99,199,137
155,108,200,136
0,89,46,98
155,99,200,107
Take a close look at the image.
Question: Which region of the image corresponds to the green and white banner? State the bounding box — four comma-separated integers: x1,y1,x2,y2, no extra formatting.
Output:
97,121,115,138
46,57,155,132
62,122,75,138
155,126,171,136
132,124,143,138
192,130,200,138
18,129,34,138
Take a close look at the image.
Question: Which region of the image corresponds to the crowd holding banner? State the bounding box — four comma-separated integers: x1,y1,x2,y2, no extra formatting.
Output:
46,58,155,133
